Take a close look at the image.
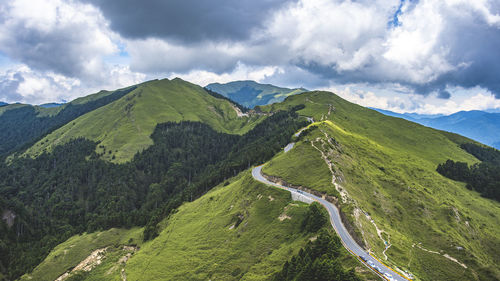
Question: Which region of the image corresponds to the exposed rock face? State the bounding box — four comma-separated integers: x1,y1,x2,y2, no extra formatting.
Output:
1,209,16,228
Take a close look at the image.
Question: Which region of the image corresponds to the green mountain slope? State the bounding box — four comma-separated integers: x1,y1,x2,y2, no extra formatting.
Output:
20,172,375,281
125,172,312,281
24,78,265,162
205,80,307,108
261,91,500,280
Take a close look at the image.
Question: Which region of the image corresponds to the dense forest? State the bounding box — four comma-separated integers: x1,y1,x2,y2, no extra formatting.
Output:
273,229,360,281
0,107,307,280
0,86,136,155
273,203,360,281
437,143,500,201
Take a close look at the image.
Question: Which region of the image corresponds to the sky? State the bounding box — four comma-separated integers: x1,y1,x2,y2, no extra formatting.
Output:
1,0,500,115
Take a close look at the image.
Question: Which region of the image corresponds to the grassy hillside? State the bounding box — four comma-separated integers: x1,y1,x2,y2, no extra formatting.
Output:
124,172,312,281
24,78,265,162
206,80,307,108
20,227,143,281
260,91,500,281
18,171,376,281
264,141,335,196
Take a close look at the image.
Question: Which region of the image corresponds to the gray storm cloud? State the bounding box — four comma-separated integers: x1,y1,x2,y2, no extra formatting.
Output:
83,0,296,43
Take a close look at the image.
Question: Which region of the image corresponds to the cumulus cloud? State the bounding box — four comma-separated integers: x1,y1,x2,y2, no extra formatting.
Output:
384,0,500,97
261,0,500,97
330,84,500,115
0,65,79,103
0,69,24,102
127,39,245,74
0,64,145,104
0,0,118,79
0,0,147,104
167,62,284,87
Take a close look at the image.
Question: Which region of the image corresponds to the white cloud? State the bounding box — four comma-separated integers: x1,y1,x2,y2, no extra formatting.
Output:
266,0,394,69
326,83,500,115
167,62,283,87
383,1,455,84
0,0,148,104
0,0,118,79
127,39,247,74
420,92,500,114
0,64,145,104
333,86,391,109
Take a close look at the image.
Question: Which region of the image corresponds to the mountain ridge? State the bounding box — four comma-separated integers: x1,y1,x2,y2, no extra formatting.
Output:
23,78,265,162
260,91,500,280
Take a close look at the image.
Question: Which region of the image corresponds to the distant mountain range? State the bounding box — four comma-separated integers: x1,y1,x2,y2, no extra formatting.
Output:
39,102,65,108
0,102,65,108
205,80,307,108
373,108,500,149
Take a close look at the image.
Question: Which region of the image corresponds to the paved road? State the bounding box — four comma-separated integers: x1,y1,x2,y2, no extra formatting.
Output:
284,142,295,153
252,165,407,281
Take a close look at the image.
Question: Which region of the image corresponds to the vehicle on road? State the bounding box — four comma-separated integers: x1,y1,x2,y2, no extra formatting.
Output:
384,272,395,281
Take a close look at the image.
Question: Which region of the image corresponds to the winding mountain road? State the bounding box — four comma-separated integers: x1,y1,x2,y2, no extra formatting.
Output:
252,165,408,281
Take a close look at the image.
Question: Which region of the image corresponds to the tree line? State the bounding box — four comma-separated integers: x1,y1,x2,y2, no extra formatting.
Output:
437,143,500,202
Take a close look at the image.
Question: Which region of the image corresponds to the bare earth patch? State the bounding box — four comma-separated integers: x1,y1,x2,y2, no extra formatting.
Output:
55,247,108,281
